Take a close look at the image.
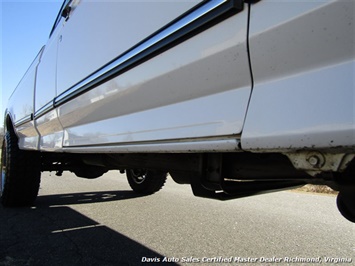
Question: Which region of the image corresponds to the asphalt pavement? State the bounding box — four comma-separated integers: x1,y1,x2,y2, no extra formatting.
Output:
0,171,354,265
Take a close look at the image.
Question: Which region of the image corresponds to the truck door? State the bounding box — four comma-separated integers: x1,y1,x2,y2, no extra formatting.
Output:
55,0,252,150
56,0,202,96
34,0,70,150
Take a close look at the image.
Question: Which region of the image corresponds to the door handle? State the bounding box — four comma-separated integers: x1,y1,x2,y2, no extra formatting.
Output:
61,3,71,20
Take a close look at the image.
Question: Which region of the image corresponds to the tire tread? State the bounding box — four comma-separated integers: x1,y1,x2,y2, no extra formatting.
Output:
1,131,41,207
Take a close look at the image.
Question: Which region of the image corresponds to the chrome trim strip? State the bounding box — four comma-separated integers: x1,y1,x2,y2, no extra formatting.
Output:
62,138,241,153
55,0,243,106
34,101,55,118
14,114,33,127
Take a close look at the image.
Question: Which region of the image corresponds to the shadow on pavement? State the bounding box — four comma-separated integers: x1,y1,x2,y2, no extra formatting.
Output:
36,190,144,207
0,191,176,266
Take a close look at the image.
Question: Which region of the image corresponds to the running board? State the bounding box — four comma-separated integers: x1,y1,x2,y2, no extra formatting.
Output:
191,179,305,200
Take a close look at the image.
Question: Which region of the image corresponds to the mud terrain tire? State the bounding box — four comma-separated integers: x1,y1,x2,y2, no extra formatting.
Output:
126,169,167,195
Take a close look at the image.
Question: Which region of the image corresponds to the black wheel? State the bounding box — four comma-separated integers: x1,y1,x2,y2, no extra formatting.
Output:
126,169,167,195
336,191,355,223
1,130,41,207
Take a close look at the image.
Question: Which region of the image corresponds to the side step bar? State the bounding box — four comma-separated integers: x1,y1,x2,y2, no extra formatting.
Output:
191,178,305,200
190,153,310,200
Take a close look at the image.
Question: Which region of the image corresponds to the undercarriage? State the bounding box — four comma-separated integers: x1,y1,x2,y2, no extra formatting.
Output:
40,151,355,222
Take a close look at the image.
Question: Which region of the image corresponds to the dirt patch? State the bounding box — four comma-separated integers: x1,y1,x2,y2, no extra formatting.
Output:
294,184,337,195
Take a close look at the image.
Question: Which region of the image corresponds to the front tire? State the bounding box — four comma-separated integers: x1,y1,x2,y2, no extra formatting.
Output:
126,169,167,195
1,130,41,207
337,191,355,223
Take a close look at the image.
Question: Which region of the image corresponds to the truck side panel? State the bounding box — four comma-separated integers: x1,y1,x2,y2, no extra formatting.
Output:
7,47,44,150
56,0,201,96
242,0,355,151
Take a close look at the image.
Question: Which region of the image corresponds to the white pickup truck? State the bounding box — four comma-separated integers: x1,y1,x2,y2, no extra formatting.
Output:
2,0,354,222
